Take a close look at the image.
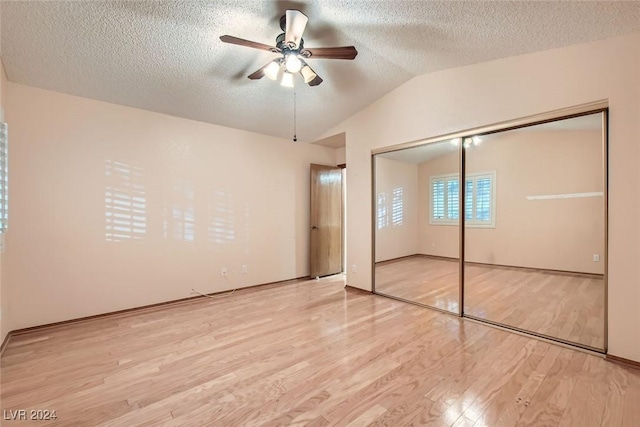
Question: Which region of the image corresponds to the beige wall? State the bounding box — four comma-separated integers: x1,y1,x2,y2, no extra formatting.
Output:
326,33,640,362
0,60,7,343
0,61,5,109
4,83,336,330
416,153,461,260
417,129,605,274
374,157,418,262
336,147,346,165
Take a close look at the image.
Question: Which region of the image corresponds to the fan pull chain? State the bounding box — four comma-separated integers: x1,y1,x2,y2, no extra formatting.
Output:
293,88,297,142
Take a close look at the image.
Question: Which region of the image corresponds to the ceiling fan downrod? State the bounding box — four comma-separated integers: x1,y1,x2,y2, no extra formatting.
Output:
293,88,297,142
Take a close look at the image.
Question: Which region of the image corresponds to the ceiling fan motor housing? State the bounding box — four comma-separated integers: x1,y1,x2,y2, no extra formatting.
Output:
276,33,304,51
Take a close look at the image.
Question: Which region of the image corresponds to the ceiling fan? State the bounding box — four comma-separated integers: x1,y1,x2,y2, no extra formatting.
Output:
220,10,358,87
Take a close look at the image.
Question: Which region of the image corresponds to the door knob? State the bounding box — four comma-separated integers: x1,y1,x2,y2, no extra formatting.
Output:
310,226,319,229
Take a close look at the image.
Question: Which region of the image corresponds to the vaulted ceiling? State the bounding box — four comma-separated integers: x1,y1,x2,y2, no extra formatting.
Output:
1,1,639,142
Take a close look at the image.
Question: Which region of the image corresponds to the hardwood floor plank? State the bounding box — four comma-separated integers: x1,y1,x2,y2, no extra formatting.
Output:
1,274,637,426
345,404,387,427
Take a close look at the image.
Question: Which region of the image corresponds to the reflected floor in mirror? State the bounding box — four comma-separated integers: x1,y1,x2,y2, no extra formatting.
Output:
375,256,460,313
375,256,604,349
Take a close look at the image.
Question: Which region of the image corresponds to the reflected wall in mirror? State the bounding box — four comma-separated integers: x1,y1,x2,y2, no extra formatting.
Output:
463,112,606,350
374,140,460,314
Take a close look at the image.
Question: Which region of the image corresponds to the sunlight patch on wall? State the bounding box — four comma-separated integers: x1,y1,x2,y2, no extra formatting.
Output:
105,160,147,242
164,179,195,242
0,122,9,252
208,190,236,248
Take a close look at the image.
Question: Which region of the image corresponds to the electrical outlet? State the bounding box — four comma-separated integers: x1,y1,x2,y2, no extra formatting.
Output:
351,264,357,273
241,265,248,274
221,267,227,276
593,254,600,262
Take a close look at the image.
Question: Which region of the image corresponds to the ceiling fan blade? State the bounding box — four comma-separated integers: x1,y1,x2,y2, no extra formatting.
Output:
247,61,281,80
304,46,358,60
220,35,280,52
285,10,308,48
247,64,268,80
308,75,323,87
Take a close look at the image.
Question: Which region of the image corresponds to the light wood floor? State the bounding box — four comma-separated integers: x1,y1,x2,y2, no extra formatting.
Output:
2,275,636,426
375,257,604,350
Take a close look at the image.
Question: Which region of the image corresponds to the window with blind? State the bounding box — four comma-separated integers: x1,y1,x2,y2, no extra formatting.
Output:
429,171,495,227
0,122,7,234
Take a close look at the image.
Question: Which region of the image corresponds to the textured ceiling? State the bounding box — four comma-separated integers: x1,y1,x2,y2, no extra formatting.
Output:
1,1,639,142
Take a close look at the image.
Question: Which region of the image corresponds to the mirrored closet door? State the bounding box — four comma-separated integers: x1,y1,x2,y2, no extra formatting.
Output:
373,141,460,314
372,108,607,352
463,113,606,351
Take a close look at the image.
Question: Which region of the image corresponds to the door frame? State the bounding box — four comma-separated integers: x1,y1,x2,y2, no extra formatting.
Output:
309,163,344,278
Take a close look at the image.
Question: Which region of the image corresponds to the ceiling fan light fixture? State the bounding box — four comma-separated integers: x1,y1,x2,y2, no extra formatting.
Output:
220,9,358,88
300,64,317,83
281,71,294,88
264,61,281,80
285,54,302,73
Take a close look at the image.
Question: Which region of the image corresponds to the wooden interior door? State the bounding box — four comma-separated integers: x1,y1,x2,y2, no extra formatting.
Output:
310,164,343,277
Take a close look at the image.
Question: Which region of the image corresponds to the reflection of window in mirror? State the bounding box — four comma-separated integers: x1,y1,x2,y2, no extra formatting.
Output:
377,192,388,229
391,187,404,227
447,179,459,220
378,188,405,229
429,171,495,227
